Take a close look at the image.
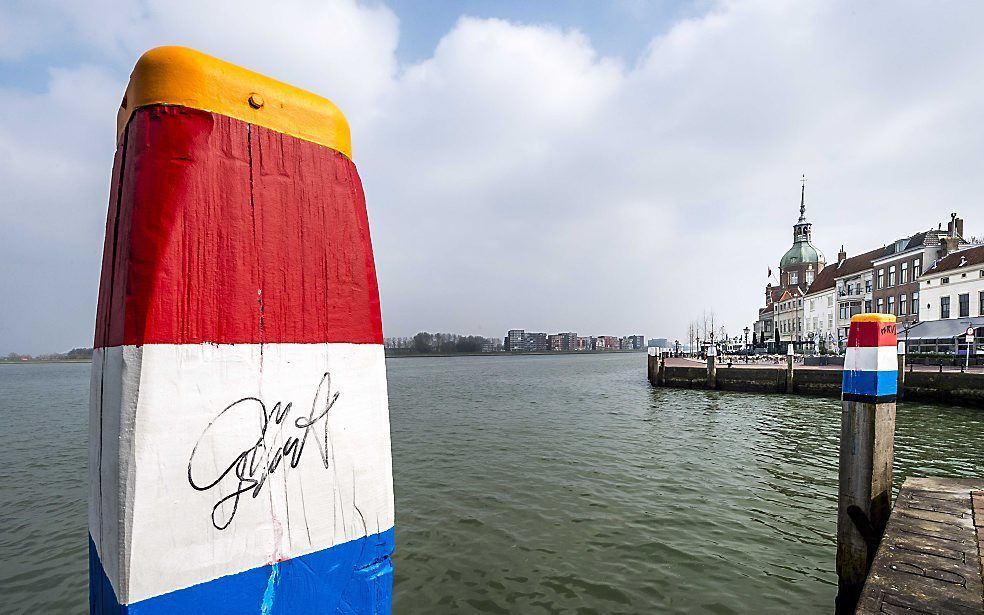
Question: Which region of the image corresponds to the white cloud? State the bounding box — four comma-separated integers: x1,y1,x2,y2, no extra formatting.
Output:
2,0,984,352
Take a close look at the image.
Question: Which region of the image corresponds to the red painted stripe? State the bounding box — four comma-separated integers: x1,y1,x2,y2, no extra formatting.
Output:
94,105,383,347
846,320,897,348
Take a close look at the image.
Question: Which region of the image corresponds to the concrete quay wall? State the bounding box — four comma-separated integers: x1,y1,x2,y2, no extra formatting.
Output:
651,358,984,408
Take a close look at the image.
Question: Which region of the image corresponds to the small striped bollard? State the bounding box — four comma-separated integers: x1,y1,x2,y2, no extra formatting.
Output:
835,314,897,614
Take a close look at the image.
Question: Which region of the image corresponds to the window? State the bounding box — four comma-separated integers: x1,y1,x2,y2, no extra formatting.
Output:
839,305,848,320
828,315,834,328
809,300,815,311
942,276,950,284
877,298,884,313
980,291,984,316
864,299,872,313
888,266,896,286
899,294,907,316
877,269,884,289
913,259,921,277
827,296,833,307
806,271,814,284
790,272,798,285
887,296,895,315
959,293,969,318
941,296,950,319
901,261,908,284
912,293,919,316
865,279,872,293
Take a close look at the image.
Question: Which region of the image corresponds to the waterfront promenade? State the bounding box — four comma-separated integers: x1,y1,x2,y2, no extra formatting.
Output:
650,356,984,407
665,357,984,373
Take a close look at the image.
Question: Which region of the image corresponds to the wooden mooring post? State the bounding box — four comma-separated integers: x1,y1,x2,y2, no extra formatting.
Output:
897,341,905,400
786,343,795,393
706,345,717,389
836,314,898,614
648,347,657,385
89,48,394,614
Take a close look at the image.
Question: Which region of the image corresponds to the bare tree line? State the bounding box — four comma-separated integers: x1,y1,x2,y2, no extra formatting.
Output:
384,332,503,354
684,311,729,355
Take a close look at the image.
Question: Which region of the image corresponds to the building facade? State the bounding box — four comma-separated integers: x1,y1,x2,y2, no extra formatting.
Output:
870,215,968,330
909,244,984,353
803,270,836,354
506,329,524,351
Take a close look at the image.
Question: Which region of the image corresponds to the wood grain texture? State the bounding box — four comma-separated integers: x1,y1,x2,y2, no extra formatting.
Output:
94,105,382,347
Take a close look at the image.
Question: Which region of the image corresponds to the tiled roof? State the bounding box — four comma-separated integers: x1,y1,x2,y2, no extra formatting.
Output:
832,245,888,279
806,262,839,294
927,244,984,274
804,245,885,294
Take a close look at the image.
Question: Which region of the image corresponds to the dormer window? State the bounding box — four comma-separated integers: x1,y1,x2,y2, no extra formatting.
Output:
790,272,798,285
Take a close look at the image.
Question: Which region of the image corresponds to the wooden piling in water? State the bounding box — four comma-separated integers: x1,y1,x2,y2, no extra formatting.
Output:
647,348,657,385
897,343,906,401
706,346,717,389
836,314,897,614
786,344,795,393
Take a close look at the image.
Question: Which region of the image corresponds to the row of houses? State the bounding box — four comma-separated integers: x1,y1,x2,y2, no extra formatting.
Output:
505,330,646,352
752,184,982,354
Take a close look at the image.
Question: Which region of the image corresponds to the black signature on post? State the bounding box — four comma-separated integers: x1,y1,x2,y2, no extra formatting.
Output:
187,372,340,530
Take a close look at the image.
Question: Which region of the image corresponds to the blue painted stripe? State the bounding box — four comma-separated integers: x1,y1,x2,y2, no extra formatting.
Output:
90,528,394,614
841,369,898,398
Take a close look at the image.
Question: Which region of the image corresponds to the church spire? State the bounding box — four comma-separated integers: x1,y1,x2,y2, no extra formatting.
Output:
798,174,807,223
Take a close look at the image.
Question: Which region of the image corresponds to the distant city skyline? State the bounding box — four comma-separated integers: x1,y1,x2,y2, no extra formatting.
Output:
4,1,984,354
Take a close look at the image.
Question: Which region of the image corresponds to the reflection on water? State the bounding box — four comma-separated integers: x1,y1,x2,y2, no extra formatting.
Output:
0,356,981,613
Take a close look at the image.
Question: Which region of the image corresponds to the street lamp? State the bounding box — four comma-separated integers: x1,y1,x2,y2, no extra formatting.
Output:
743,326,750,363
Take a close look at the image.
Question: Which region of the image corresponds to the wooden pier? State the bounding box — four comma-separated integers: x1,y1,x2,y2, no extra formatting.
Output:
857,478,984,614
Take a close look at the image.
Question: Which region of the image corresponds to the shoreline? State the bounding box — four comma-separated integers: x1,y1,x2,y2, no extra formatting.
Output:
385,349,646,359
2,350,650,364
0,359,92,365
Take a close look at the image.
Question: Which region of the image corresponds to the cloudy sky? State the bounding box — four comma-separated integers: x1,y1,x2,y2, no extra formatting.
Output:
1,0,982,354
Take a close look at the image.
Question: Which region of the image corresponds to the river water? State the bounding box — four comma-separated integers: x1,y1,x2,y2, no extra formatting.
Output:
1,354,981,613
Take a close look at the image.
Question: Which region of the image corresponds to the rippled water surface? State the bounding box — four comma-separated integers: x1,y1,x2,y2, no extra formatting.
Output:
1,355,982,614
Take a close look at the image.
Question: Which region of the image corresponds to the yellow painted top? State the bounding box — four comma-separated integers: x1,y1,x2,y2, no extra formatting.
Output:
117,46,352,158
851,314,896,323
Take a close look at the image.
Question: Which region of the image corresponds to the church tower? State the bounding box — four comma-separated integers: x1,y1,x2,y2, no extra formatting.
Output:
779,175,824,289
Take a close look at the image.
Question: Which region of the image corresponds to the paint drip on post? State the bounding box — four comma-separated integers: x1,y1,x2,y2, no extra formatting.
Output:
89,47,394,614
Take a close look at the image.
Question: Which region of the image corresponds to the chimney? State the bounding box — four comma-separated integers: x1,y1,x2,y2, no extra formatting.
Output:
837,245,847,263
941,236,960,256
956,216,964,238
948,212,958,237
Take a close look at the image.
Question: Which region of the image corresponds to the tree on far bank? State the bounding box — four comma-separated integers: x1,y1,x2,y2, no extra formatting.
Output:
413,332,433,353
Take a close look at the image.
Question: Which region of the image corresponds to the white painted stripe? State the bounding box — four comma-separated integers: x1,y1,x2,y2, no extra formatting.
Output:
843,346,897,373
90,343,393,605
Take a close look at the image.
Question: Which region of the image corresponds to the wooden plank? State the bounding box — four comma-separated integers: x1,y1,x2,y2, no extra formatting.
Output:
857,477,984,615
